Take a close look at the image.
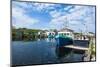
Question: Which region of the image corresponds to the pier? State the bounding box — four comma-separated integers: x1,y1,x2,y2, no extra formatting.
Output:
64,40,89,51
64,45,88,51
64,40,93,61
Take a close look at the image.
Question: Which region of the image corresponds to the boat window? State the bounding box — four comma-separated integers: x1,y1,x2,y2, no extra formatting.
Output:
62,33,63,36
49,33,51,35
67,33,69,35
52,33,54,35
64,33,66,36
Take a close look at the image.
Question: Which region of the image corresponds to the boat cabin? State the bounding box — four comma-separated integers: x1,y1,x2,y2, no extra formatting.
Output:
58,28,74,39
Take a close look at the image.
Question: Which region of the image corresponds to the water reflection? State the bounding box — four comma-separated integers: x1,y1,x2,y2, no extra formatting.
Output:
55,46,85,62
46,38,56,43
55,46,72,59
12,38,87,66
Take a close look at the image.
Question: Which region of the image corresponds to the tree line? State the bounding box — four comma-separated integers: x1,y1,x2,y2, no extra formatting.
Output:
12,28,47,41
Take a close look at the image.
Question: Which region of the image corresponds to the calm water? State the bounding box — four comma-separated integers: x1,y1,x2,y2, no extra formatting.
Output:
12,38,84,66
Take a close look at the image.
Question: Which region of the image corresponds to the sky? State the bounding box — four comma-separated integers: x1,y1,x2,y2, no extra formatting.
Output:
12,1,96,33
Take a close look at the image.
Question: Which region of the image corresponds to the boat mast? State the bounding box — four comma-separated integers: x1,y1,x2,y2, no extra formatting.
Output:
63,17,69,29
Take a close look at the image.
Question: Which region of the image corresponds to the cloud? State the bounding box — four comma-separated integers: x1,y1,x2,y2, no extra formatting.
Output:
68,6,95,33
49,5,95,33
12,1,39,28
64,6,74,12
12,1,95,33
49,10,63,18
31,3,63,13
12,1,61,13
49,15,69,29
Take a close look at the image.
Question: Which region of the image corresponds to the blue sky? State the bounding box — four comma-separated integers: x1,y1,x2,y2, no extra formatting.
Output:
12,1,96,33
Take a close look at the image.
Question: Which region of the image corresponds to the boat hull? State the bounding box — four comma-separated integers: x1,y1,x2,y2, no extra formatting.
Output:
56,37,73,47
48,35,54,38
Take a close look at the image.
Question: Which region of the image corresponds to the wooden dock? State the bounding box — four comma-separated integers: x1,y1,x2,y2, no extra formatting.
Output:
64,45,89,51
64,40,89,51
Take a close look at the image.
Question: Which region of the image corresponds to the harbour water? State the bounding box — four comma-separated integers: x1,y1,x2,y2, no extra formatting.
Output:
12,38,87,66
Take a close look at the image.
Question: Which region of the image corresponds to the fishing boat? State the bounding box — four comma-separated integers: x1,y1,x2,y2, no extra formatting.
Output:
55,31,74,47
55,17,74,47
48,32,55,38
